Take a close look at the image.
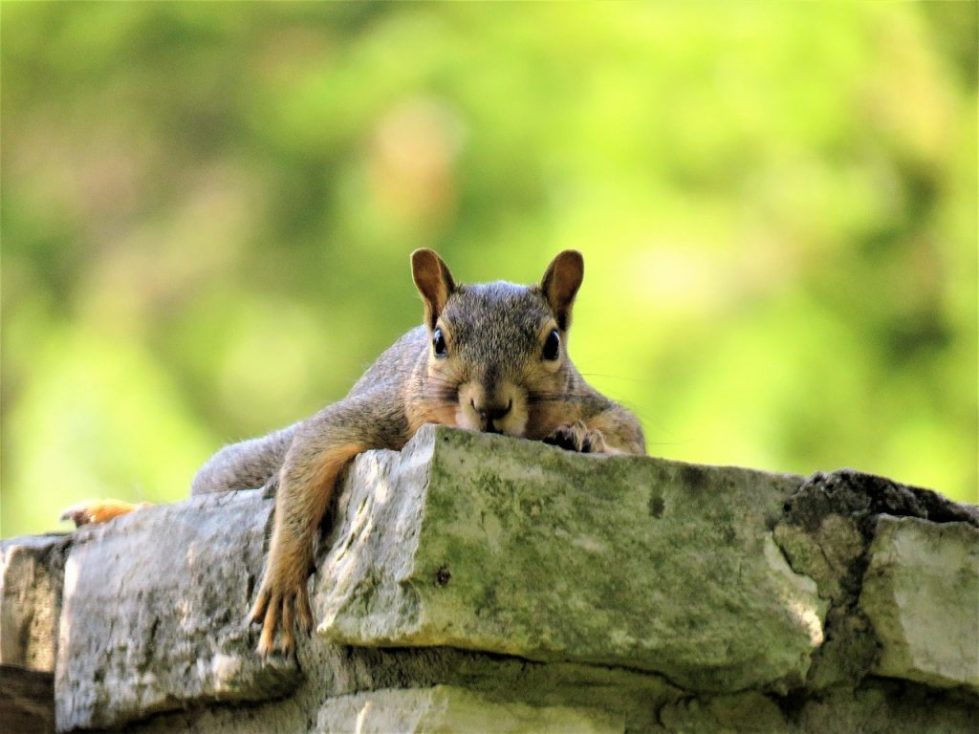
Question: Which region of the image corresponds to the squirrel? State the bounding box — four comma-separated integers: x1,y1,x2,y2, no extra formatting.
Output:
62,250,646,658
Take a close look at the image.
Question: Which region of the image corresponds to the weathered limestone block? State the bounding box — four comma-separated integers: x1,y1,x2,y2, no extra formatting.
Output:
120,650,675,734
859,516,979,691
313,685,622,734
0,534,68,673
774,514,864,604
316,425,823,693
55,489,299,732
5,425,974,733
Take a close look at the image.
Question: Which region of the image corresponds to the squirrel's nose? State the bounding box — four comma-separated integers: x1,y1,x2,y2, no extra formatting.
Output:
471,398,512,428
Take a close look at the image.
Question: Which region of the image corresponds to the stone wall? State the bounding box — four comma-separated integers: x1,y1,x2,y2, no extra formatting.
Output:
2,425,976,733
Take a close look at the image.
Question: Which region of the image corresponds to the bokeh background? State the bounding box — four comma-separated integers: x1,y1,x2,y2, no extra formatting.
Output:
2,2,976,537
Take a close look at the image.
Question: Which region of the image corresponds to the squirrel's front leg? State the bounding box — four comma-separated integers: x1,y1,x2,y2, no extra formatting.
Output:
247,435,364,657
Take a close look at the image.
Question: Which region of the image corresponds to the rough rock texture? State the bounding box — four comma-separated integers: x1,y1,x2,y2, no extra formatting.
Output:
0,534,66,734
0,425,976,733
55,490,299,731
311,685,622,734
315,427,821,693
776,469,979,695
118,650,675,734
1,534,68,672
860,516,979,690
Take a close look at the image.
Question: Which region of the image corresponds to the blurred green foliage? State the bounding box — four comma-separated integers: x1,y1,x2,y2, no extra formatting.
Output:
2,1,976,537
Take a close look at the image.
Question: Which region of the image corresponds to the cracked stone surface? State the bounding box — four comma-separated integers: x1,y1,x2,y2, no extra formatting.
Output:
775,470,979,694
1,427,977,733
316,425,822,693
860,516,979,691
1,534,68,673
312,685,623,734
54,490,299,732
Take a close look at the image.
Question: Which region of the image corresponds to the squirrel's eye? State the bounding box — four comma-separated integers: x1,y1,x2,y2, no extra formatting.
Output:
542,329,560,361
433,327,448,358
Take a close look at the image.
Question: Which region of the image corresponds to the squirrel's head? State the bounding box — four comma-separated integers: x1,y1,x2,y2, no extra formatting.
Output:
410,249,584,439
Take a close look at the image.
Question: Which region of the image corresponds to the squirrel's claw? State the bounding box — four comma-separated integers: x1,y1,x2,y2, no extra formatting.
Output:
297,589,314,634
247,586,270,627
248,578,313,659
543,425,582,452
257,596,280,657
544,421,608,454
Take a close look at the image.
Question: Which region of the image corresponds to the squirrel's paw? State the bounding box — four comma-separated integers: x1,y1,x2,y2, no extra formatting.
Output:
247,572,314,659
543,421,608,454
59,499,150,527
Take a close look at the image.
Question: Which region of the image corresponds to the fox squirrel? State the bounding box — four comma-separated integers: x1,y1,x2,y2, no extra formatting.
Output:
64,250,645,658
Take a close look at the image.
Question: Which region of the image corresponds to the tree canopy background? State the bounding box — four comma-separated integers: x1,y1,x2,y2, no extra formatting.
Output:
2,1,976,537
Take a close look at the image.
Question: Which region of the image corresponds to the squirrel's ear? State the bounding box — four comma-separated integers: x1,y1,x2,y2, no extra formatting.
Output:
411,248,457,329
540,250,584,331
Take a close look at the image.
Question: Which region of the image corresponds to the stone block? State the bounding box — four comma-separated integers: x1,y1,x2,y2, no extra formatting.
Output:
5,425,978,732
0,534,68,673
313,685,623,734
55,490,299,732
316,425,823,693
859,516,979,691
